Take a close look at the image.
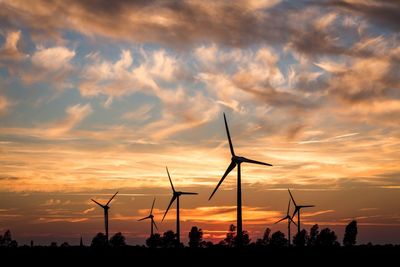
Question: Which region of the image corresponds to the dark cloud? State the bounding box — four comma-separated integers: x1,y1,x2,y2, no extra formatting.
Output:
0,175,19,180
0,0,331,53
325,0,400,31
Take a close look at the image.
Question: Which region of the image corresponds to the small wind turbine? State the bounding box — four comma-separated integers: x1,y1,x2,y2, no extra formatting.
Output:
209,113,272,246
91,191,118,244
288,189,315,234
274,198,297,246
138,198,158,237
162,166,197,247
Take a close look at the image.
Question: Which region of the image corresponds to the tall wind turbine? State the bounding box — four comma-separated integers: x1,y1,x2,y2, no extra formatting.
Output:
138,198,158,237
162,167,197,247
288,189,315,234
91,191,118,243
209,113,272,246
274,198,297,246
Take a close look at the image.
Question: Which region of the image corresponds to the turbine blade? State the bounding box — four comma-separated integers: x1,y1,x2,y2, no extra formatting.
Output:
150,197,156,215
166,166,175,192
223,113,235,156
91,199,104,208
138,216,150,221
209,160,236,200
300,205,315,208
153,220,158,231
180,192,198,195
289,216,297,226
288,189,297,207
106,191,118,206
162,195,177,222
292,208,299,219
287,198,291,216
274,216,287,224
242,157,272,166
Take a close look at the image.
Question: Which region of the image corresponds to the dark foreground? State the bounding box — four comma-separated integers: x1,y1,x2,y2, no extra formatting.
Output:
1,246,399,266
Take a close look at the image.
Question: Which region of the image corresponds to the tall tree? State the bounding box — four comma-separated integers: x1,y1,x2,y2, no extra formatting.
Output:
188,226,203,248
270,231,287,247
293,229,308,247
343,220,358,246
110,232,126,247
162,230,177,248
307,224,319,247
224,224,236,247
91,232,107,247
316,228,339,247
256,228,271,246
146,233,162,248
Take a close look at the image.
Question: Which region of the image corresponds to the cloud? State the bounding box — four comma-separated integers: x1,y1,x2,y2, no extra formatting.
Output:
0,30,26,61
19,45,76,88
37,217,88,223
45,103,92,137
0,0,285,48
325,0,400,31
31,46,75,70
83,207,95,214
121,104,153,121
0,95,11,115
161,205,281,225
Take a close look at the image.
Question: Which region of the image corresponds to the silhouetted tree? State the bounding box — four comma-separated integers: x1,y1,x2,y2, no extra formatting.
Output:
270,231,287,247
162,230,177,248
188,226,203,248
80,237,84,247
0,230,16,247
50,242,57,247
307,224,319,247
256,227,271,246
316,228,339,247
236,230,250,246
91,232,107,247
200,241,214,248
110,232,126,247
224,224,236,247
343,220,357,246
146,233,163,248
293,229,308,247
9,240,18,247
60,242,70,247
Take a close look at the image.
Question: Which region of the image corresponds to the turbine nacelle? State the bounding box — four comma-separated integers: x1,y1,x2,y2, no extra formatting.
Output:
162,166,198,222
209,113,272,201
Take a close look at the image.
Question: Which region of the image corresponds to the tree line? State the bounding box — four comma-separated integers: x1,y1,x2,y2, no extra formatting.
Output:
0,220,358,248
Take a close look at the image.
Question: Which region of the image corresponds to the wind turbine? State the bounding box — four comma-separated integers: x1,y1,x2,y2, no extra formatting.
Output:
91,191,118,243
138,198,158,237
274,198,297,246
288,189,315,234
162,166,197,247
209,113,272,246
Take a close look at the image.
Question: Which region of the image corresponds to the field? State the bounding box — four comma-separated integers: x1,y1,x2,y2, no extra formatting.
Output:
1,246,399,266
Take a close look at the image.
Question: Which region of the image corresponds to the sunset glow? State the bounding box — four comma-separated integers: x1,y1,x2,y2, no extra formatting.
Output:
0,0,399,245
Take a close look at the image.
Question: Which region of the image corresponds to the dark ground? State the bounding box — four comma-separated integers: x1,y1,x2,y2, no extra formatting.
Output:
1,246,399,266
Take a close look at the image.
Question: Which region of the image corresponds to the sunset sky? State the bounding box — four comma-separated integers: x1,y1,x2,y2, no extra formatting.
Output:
0,0,399,245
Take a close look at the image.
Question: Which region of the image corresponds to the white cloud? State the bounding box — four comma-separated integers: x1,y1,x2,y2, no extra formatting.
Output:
32,46,75,70
45,103,92,136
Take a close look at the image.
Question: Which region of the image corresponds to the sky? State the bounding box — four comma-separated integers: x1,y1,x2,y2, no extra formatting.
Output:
0,0,399,246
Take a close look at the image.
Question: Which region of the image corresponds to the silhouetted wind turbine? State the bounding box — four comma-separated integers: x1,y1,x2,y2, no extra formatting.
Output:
91,191,118,244
162,166,197,247
138,197,158,237
288,189,314,234
274,198,297,246
209,113,272,246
